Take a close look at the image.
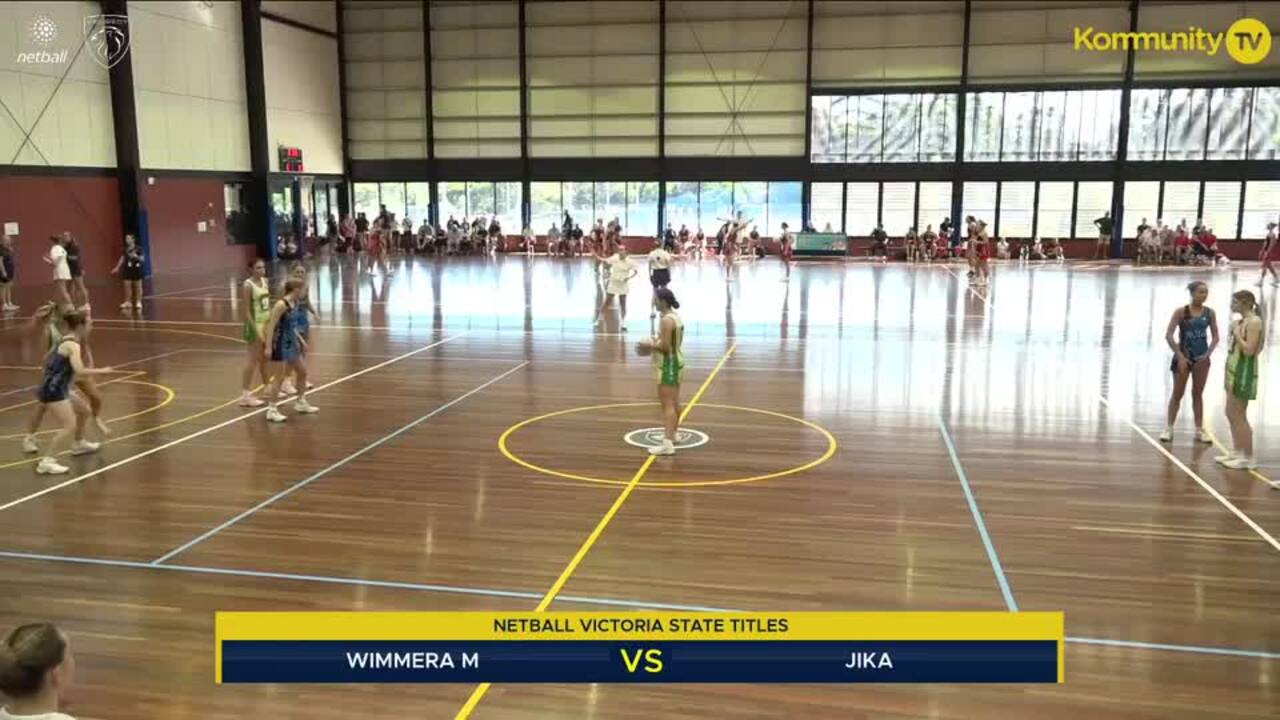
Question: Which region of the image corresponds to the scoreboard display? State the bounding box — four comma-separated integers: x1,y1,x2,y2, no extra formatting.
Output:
216,611,1064,684
278,146,304,172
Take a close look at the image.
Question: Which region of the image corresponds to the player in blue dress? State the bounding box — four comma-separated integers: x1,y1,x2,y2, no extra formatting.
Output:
33,311,114,475
260,279,318,423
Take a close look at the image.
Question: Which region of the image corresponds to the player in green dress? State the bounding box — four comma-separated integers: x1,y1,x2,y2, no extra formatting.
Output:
1217,290,1264,471
638,288,684,456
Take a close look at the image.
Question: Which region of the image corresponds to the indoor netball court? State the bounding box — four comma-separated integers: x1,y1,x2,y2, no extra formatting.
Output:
1,0,1278,718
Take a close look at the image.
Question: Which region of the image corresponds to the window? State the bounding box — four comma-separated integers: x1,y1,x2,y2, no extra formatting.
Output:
961,182,996,228
1001,92,1037,161
881,183,915,236
563,182,594,228
1164,88,1209,161
1202,182,1241,240
1248,87,1280,160
665,182,698,233
845,183,878,237
379,182,406,221
733,182,768,235
1242,181,1280,239
1127,89,1167,161
467,182,496,220
965,92,1001,161
699,181,733,232
917,182,951,232
767,182,803,237
224,182,250,245
353,182,380,219
627,182,659,236
811,92,956,163
1077,90,1120,162
1073,182,1112,239
1207,88,1252,161
1036,91,1073,161
1037,182,1073,238
438,182,467,224
406,182,430,227
494,182,522,231
998,182,1034,238
1123,181,1159,238
919,93,956,162
1161,181,1199,229
882,95,920,163
811,182,843,233
531,182,562,234
810,96,842,163
850,95,884,162
593,182,626,230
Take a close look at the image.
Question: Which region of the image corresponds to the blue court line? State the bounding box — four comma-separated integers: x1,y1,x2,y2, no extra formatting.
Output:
938,418,1019,612
150,361,531,566
0,549,734,613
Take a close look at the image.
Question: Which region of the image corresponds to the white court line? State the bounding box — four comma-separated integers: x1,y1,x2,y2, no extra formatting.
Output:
942,265,994,309
0,349,188,398
151,361,529,564
144,283,232,299
0,333,465,513
1097,395,1280,553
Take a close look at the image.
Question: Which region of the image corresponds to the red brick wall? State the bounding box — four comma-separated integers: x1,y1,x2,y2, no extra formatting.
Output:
142,176,254,274
0,174,120,286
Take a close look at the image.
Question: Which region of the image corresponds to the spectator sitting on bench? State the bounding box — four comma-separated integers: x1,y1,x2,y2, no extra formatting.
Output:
869,223,888,260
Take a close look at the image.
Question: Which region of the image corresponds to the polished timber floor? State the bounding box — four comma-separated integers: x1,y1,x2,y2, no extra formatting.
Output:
0,253,1277,719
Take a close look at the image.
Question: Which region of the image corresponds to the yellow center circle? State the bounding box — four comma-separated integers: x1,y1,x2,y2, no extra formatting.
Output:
1225,18,1271,64
499,402,837,488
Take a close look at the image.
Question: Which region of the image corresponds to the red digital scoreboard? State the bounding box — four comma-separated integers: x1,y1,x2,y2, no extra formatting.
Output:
278,146,304,172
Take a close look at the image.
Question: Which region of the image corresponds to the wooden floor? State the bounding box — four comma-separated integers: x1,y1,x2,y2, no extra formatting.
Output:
1,254,1277,719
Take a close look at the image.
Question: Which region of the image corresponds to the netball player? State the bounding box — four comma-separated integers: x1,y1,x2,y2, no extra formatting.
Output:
59,232,90,310
22,302,106,453
280,264,317,396
260,279,319,423
44,236,73,308
637,287,685,456
1159,281,1218,443
598,246,638,331
111,234,145,310
648,240,673,325
779,222,794,281
1258,221,1278,287
972,221,991,287
31,311,113,475
0,234,16,311
239,259,272,407
1216,290,1264,470
0,623,78,718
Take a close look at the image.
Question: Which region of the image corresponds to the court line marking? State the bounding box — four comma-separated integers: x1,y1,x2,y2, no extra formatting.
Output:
0,370,147,414
1202,426,1278,489
942,265,993,309
1,379,175,440
0,333,464,513
938,418,1019,612
1098,396,1280,553
151,361,530,565
92,325,244,344
145,283,232,298
0,349,187,399
455,343,737,719
0,548,1274,661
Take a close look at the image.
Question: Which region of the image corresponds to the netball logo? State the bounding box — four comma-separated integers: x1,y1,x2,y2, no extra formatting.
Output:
84,14,130,69
623,427,710,451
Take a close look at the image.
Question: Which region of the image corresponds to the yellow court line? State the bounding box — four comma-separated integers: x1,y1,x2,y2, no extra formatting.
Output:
0,371,147,415
1201,427,1277,489
455,343,737,719
0,380,176,440
498,402,837,487
92,326,245,345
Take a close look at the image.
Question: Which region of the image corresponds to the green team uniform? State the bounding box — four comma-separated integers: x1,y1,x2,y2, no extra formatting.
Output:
1225,320,1260,401
242,278,272,343
653,312,685,386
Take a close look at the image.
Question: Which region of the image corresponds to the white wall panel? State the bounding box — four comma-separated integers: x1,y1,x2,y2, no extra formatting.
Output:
264,20,342,173
1134,1,1280,79
130,0,249,170
0,1,115,167
430,0,520,158
969,1,1127,83
262,0,336,33
813,1,964,87
344,1,427,160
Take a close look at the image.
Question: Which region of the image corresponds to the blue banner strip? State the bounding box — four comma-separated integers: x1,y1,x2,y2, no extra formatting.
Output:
222,640,1057,683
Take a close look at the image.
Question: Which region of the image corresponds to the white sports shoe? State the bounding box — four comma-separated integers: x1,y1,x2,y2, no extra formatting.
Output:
70,440,100,456
1215,452,1238,465
1157,428,1172,442
119,301,132,309
1222,456,1258,470
36,458,70,475
280,379,297,395
648,440,675,456
22,435,39,454
292,400,319,414
239,394,265,408
266,407,288,423
1194,429,1212,444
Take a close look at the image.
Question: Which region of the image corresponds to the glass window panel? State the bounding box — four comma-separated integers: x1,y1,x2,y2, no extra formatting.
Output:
467,182,495,220
831,95,853,162
767,182,802,237
1161,181,1199,229
965,92,1002,161
882,95,920,162
1165,88,1209,161
998,182,1034,238
881,182,915,236
1073,182,1112,238
1037,181,1073,238
1036,91,1072,161
563,182,594,228
849,95,883,162
494,182,522,232
1001,92,1037,161
628,182,659,236
733,182,768,236
594,182,625,230
438,182,467,224
1202,181,1241,240
379,182,406,221
961,182,996,229
531,182,562,235
699,181,734,232
920,93,956,162
1122,181,1159,238
917,182,951,233
811,96,842,162
1078,90,1120,161
845,183,879,237
811,182,844,233
1242,180,1280,238
405,182,431,227
1248,87,1280,160
352,182,380,219
1207,88,1252,160
1127,89,1168,161
664,182,698,234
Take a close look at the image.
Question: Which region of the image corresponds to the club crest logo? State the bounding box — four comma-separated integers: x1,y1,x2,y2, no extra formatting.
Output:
84,14,130,69
623,427,710,451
